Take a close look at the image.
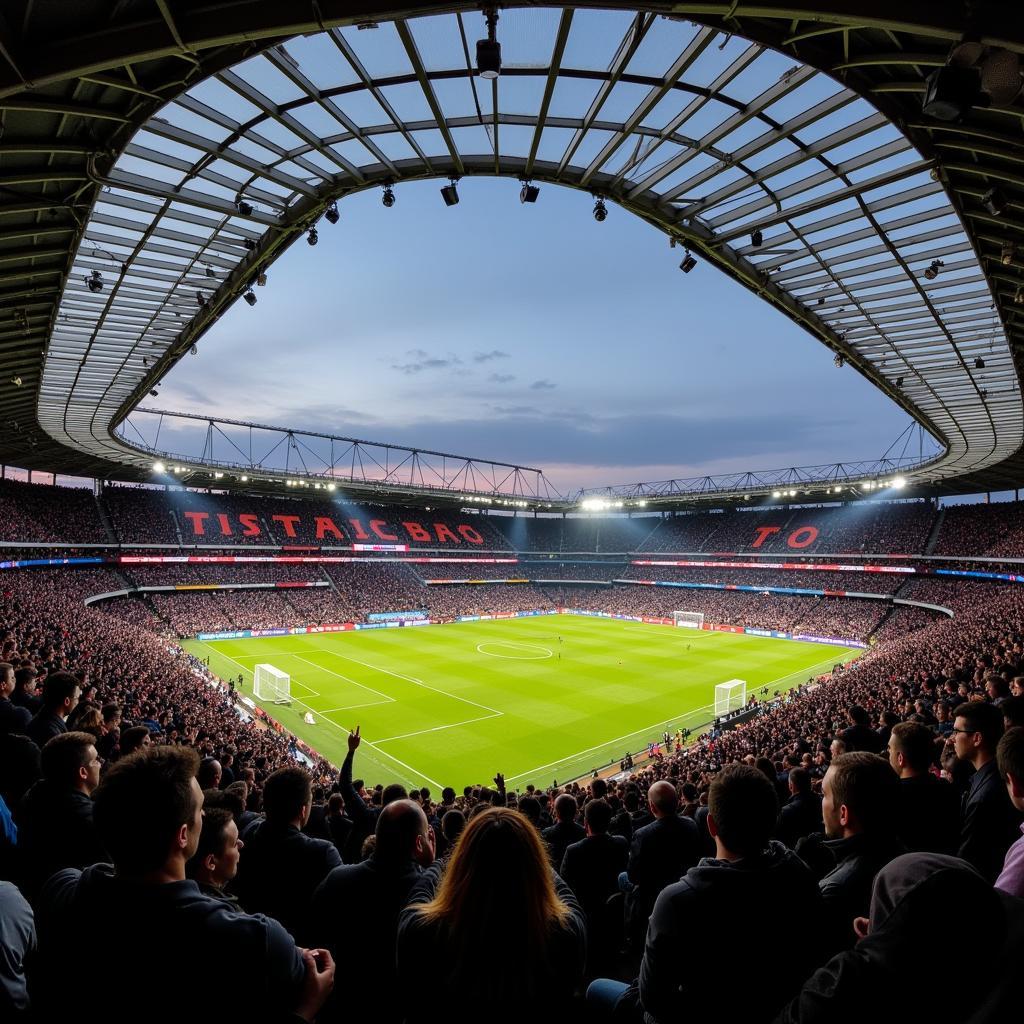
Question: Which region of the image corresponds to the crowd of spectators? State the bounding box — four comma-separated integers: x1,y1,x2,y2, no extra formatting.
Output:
620,564,904,595
127,562,328,585
103,486,181,544
0,479,107,545
934,500,1024,558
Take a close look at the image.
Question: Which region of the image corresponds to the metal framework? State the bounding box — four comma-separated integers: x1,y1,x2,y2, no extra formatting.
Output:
2,3,1024,504
120,406,560,503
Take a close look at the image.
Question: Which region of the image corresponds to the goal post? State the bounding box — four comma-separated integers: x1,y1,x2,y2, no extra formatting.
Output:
673,610,704,629
714,679,747,718
254,664,292,705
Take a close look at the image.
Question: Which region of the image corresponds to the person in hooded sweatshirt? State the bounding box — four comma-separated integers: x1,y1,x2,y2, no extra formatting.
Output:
773,852,1023,1024
587,763,823,1024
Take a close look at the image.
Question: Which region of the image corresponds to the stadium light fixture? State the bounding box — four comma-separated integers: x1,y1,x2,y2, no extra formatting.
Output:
324,201,340,225
476,8,501,79
236,200,253,216
593,197,608,222
922,64,981,122
520,181,539,204
204,266,216,279
10,376,22,387
772,490,781,498
982,188,1007,217
243,289,257,306
896,376,905,388
256,271,267,287
152,461,166,473
196,291,206,307
149,389,159,397
328,483,337,492
834,353,845,368
788,489,797,497
679,251,697,273
1001,242,1016,265
975,356,986,369
923,259,944,280
440,179,460,207
382,184,396,208
1015,285,1024,305
240,475,248,482
307,226,318,246
243,239,256,252
190,344,198,356
85,270,104,293
893,476,907,489
750,228,763,247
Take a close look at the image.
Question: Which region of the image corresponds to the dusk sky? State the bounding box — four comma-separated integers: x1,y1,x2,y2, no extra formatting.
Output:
154,175,922,495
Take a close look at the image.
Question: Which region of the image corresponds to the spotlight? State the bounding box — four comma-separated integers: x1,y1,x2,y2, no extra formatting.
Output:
923,259,944,280
679,251,697,273
243,289,257,306
243,239,256,252
324,201,340,225
190,344,198,356
382,184,396,208
520,182,539,204
975,356,986,369
195,291,206,307
750,228,763,247
922,64,982,122
896,376,905,388
149,389,159,397
256,271,267,287
982,187,1007,217
476,8,501,79
834,353,845,368
204,266,216,278
440,180,460,207
1016,285,1024,305
153,462,166,473
10,376,22,387
307,226,318,246
236,200,253,216
85,270,104,293
593,197,607,222
1001,242,1016,265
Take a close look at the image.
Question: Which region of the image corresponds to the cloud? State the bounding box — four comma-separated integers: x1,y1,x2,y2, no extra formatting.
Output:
488,373,516,384
391,349,462,374
530,379,557,390
473,350,510,363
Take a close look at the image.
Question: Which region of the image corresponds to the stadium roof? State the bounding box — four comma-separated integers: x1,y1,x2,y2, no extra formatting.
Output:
2,2,1024,507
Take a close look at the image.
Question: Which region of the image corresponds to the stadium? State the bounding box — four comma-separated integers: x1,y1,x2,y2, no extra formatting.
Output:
1,2,1023,1021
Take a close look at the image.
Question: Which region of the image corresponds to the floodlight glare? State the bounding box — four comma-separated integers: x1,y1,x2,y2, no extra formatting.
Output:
152,462,166,473
772,490,781,498
593,197,608,222
520,183,540,204
243,289,257,306
893,476,907,489
440,180,460,207
324,201,340,225
679,251,697,273
382,185,396,208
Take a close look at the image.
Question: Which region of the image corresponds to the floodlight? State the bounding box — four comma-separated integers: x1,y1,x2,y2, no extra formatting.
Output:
240,475,248,482
679,251,697,273
440,180,460,207
922,65,982,121
923,259,944,280
834,353,845,368
307,226,318,246
520,183,539,204
1001,242,1016,265
196,291,206,307
153,462,166,473
85,270,103,293
893,476,907,489
896,376,905,388
750,228,763,247
204,266,216,278
236,200,253,216
10,376,22,387
243,289,257,306
382,185,396,208
772,490,781,498
324,201,340,225
256,271,267,287
190,344,198,356
476,8,501,79
243,239,256,252
1015,285,1024,305
593,197,607,222
975,356,985,369
982,187,1007,217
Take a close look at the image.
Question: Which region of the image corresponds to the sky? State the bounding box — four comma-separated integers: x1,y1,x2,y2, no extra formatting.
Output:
149,175,926,495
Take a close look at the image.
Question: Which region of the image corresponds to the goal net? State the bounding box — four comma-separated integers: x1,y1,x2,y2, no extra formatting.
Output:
714,679,747,718
254,664,291,705
673,610,704,629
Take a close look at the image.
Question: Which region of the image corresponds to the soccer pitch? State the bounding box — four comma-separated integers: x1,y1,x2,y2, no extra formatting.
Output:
185,616,861,790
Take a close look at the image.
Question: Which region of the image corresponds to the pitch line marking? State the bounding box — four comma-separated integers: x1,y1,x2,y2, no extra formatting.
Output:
293,655,396,704
316,699,393,714
476,641,553,660
504,652,852,784
193,642,439,788
373,711,504,745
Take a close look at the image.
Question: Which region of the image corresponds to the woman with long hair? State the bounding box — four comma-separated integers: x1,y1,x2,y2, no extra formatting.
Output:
397,805,587,1021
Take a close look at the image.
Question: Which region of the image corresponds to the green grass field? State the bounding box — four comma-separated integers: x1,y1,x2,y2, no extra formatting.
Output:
184,615,860,790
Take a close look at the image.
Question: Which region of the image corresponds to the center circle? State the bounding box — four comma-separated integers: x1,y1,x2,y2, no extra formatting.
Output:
476,641,553,660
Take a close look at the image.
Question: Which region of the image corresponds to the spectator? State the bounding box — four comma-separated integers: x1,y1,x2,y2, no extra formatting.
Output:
25,672,80,747
338,726,406,861
10,667,40,716
841,705,883,754
324,793,351,858
0,880,33,1015
33,746,335,1022
887,721,959,854
541,792,585,870
777,767,823,849
622,780,700,944
775,854,1013,1023
812,752,902,952
0,662,30,735
397,807,586,1021
1001,694,1024,730
118,725,151,757
590,765,822,1023
14,731,107,896
233,764,342,937
995,726,1024,897
185,805,244,907
953,701,1023,881
310,799,434,1024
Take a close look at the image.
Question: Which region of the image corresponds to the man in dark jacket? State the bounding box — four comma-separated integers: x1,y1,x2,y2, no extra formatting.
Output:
542,793,585,869
814,752,903,954
841,705,883,754
887,720,959,853
777,767,823,848
25,672,79,748
953,701,1023,881
561,797,628,921
0,662,30,735
623,781,700,942
308,800,434,1023
15,731,107,896
589,765,823,1024
338,726,406,861
233,764,342,937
